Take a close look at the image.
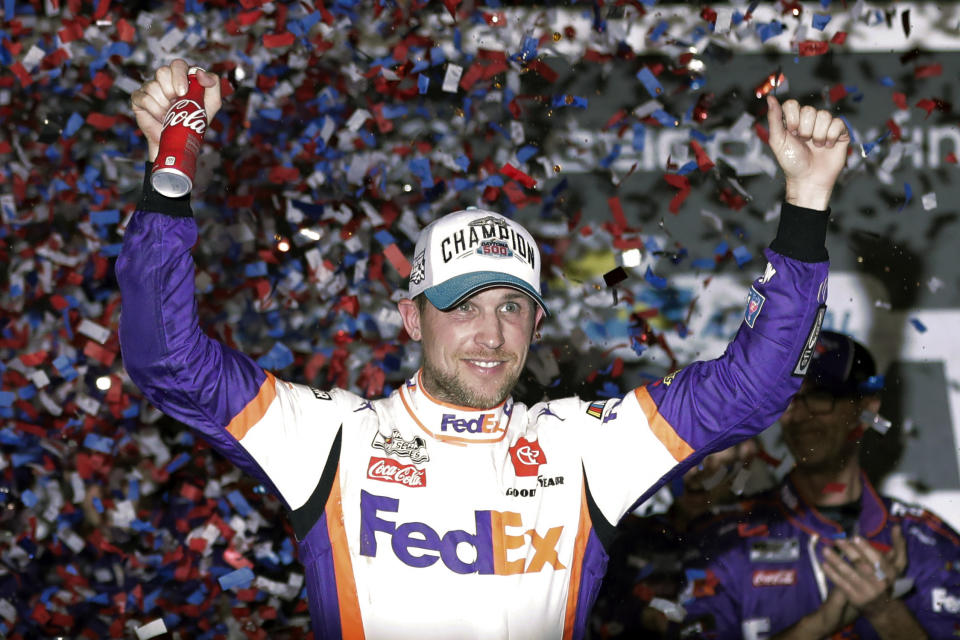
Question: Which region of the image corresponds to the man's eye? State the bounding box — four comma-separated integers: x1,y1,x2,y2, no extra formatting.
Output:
456,302,472,312
501,302,520,313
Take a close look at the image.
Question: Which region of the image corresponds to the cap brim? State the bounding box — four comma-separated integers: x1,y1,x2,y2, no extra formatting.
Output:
423,271,550,317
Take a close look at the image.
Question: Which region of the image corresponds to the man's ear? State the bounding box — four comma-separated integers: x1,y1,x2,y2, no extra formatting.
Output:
397,298,422,341
533,306,545,338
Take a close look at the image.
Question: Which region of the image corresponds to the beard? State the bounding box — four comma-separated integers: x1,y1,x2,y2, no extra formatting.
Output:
422,356,520,409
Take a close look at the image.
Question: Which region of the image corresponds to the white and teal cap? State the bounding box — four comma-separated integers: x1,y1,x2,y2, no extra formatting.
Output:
407,208,549,316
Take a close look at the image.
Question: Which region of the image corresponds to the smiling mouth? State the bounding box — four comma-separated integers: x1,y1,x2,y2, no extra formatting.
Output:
468,360,502,368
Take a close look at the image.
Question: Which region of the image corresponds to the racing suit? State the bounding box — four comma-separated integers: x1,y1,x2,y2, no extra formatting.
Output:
680,473,960,639
116,164,830,639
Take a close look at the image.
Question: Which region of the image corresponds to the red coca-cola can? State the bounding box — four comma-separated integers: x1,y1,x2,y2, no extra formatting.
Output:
151,66,208,198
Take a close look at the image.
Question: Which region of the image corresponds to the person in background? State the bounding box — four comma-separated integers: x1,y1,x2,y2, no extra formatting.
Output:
590,439,772,639
679,331,960,639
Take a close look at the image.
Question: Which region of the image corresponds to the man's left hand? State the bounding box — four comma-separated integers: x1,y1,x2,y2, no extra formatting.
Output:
766,95,850,210
821,526,906,616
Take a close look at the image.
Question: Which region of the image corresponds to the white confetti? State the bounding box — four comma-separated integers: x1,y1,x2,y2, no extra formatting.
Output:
136,618,169,640
442,64,463,93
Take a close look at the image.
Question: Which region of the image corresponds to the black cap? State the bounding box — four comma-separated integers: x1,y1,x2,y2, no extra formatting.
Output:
807,330,882,396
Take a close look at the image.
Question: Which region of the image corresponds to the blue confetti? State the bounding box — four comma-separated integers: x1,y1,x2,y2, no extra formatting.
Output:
636,67,663,98
245,262,269,278
644,266,667,289
649,19,669,41
811,13,831,30
632,123,646,151
218,567,255,590
165,452,190,474
83,433,115,454
409,157,434,188
64,112,85,138
21,489,38,509
374,230,397,246
516,145,538,163
732,245,753,267
909,318,927,333
90,209,120,225
227,489,253,516
757,21,784,42
651,109,678,127
418,74,429,94
257,342,294,370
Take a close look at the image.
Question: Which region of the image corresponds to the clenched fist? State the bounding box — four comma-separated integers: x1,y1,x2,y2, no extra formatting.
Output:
131,58,222,163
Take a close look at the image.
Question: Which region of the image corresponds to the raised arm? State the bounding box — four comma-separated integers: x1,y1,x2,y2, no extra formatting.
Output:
118,60,343,517
579,98,850,524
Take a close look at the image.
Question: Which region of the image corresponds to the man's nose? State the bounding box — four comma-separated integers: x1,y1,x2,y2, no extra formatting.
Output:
474,310,505,349
780,396,810,424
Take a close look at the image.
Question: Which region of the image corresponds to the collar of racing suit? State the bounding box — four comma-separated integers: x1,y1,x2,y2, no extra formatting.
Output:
396,370,516,445
779,471,888,540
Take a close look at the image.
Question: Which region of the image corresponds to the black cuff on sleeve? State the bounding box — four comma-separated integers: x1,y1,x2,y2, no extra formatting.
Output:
138,162,194,218
768,201,829,263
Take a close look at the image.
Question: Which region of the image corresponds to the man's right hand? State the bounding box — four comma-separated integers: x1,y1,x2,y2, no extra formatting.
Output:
131,59,222,163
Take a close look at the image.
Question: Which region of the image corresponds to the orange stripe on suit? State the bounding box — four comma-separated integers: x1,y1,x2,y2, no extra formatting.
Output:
226,371,277,440
635,386,694,462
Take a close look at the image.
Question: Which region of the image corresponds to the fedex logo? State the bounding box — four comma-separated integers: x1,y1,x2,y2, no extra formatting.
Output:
360,490,565,575
440,413,503,434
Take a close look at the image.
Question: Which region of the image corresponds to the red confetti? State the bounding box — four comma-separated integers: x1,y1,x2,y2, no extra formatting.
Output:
86,113,120,130
892,92,908,110
527,60,558,83
607,196,628,230
828,83,847,104
690,140,715,171
822,482,847,494
115,17,135,42
946,152,957,164
10,61,31,87
915,98,938,118
442,0,461,18
663,174,691,214
915,63,943,78
263,32,296,49
798,40,829,57
500,163,537,188
92,0,111,20
383,244,411,279
886,118,902,141
830,31,847,44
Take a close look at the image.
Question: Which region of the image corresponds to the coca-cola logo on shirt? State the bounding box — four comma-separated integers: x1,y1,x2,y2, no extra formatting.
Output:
751,569,796,587
161,99,207,135
367,457,427,488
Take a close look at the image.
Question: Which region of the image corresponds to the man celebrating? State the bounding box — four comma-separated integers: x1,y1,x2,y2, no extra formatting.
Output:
119,59,848,639
680,331,960,639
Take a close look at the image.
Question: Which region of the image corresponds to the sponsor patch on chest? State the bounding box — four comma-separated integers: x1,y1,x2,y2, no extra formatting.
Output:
752,569,796,587
367,457,427,488
749,538,800,563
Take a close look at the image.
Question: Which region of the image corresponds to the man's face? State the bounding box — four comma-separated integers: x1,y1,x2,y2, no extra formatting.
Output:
398,288,542,409
779,381,874,472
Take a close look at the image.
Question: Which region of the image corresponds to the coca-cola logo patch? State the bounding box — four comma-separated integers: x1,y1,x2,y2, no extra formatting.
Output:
367,457,427,488
508,437,546,477
752,569,796,587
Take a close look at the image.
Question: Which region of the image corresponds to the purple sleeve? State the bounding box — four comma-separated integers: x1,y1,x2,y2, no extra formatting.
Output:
642,203,829,464
898,513,960,635
680,534,745,640
116,174,284,500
